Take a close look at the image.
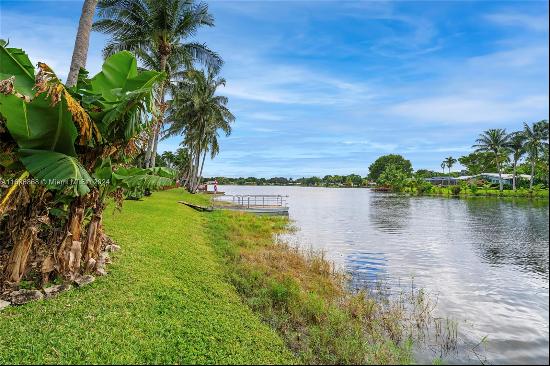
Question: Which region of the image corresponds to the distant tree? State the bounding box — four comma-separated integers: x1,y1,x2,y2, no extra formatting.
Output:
506,132,526,190
347,174,363,187
473,129,511,191
443,156,457,186
415,169,439,178
377,164,408,192
440,162,446,176
541,144,549,187
368,154,412,181
458,152,497,175
523,120,549,189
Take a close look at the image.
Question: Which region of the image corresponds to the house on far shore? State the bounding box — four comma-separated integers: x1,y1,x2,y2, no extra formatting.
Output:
424,173,532,186
424,176,460,186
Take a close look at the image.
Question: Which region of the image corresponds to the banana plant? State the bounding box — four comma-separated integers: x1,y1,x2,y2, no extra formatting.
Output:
0,41,168,285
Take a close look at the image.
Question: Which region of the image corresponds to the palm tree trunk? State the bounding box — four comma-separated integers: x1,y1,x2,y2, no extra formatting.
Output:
66,0,98,87
191,123,206,193
497,161,503,192
198,149,207,184
150,113,162,168
143,132,153,168
148,54,168,168
186,143,195,190
512,160,517,191
530,159,536,190
191,145,202,193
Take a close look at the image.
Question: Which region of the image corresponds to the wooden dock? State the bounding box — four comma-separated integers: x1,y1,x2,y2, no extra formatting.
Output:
178,201,213,212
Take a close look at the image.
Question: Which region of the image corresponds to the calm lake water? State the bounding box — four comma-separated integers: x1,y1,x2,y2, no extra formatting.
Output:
219,185,549,364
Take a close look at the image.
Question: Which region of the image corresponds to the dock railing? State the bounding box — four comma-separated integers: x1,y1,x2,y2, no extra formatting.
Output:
213,194,288,210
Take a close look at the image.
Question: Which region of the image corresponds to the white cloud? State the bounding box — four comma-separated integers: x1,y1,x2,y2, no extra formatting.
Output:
388,95,548,124
341,140,398,152
1,10,105,81
222,64,372,105
485,13,549,32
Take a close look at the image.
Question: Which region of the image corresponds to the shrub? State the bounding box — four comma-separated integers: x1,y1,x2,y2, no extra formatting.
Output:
416,182,433,195
450,185,461,196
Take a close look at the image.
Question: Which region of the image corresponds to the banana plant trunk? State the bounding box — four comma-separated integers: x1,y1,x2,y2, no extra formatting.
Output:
57,197,86,280
4,226,37,283
82,194,105,272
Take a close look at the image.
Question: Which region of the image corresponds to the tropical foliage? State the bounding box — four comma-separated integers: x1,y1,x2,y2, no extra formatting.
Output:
367,154,413,181
522,120,549,189
93,0,223,169
377,164,409,192
0,43,173,286
164,68,234,192
457,152,497,176
442,156,457,186
473,129,511,191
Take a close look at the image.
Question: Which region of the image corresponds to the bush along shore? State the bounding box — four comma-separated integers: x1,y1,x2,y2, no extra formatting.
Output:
402,184,549,199
0,189,455,364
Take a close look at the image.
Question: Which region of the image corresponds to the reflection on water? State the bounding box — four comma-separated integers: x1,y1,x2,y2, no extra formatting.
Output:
220,186,549,364
463,199,549,277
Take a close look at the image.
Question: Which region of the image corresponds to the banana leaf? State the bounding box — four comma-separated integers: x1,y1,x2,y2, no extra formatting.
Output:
0,93,78,156
19,149,93,196
0,41,35,98
84,52,164,139
89,51,138,102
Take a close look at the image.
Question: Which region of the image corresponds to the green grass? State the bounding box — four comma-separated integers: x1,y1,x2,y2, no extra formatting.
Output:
0,189,294,364
205,210,414,364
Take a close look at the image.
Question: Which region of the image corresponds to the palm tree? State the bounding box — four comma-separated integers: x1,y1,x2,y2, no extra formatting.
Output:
523,120,549,189
164,68,234,192
443,156,457,186
66,0,99,87
93,0,223,168
473,129,510,192
506,131,526,191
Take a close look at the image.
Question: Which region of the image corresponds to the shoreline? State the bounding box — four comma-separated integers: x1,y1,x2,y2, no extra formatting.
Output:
0,189,445,364
215,184,550,200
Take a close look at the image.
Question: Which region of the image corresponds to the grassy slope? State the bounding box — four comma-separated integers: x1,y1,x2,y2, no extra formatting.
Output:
0,189,294,364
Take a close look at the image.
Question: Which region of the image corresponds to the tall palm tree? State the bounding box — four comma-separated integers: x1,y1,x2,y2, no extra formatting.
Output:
523,120,549,189
443,156,457,186
506,131,526,191
473,129,510,191
136,45,197,167
164,68,234,192
93,0,222,168
66,0,99,87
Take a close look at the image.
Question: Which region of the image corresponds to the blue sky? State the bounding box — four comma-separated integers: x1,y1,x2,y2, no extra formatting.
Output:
1,0,548,177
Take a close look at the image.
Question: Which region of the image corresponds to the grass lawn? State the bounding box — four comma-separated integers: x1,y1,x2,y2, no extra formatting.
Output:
0,189,294,364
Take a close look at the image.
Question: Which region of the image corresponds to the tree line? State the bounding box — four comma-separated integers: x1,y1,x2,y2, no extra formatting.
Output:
200,120,549,193
438,120,549,191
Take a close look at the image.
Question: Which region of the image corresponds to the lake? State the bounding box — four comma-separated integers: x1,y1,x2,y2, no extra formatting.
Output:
219,185,549,364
